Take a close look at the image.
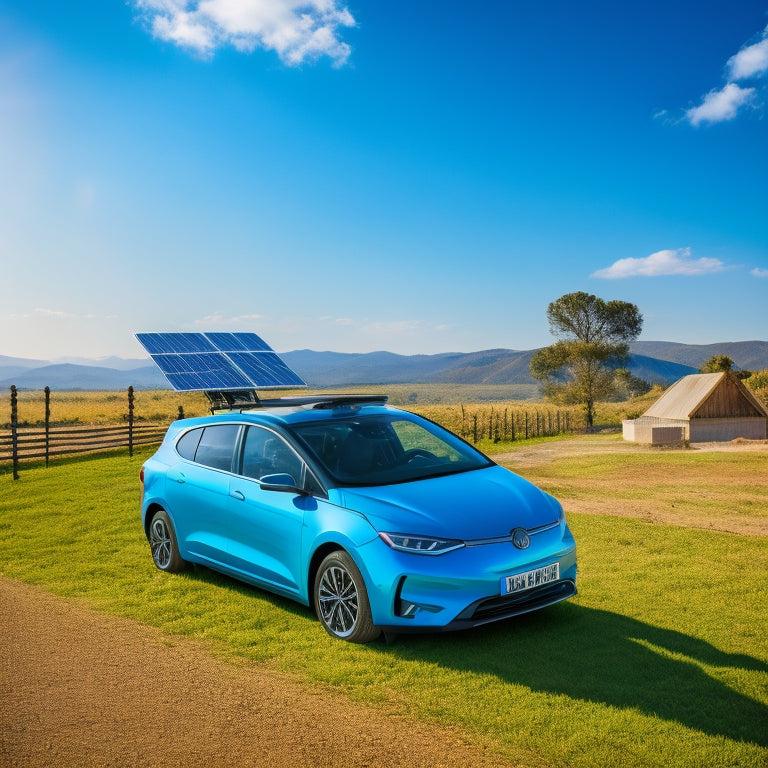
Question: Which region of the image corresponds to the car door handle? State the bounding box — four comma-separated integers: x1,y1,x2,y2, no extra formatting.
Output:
231,490,245,501
176,474,186,484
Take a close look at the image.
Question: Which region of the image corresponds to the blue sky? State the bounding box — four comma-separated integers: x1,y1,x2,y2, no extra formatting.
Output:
1,1,767,361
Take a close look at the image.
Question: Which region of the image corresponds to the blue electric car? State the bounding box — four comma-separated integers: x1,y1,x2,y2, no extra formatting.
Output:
140,395,576,642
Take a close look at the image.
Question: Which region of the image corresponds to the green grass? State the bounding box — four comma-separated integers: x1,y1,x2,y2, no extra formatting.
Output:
1,446,767,768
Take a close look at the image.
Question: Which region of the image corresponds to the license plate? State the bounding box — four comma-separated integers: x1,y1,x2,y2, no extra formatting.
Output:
503,563,560,595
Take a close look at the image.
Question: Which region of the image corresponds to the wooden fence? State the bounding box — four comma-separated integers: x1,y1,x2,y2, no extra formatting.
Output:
463,408,575,444
2,385,172,479
0,423,167,477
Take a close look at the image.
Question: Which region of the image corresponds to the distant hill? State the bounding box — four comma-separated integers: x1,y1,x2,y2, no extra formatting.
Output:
281,349,700,388
622,354,698,385
1,340,765,391
280,349,539,386
630,340,768,371
0,364,168,391
0,355,48,380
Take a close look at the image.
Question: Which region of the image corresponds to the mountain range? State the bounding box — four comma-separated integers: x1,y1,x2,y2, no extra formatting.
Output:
1,341,766,393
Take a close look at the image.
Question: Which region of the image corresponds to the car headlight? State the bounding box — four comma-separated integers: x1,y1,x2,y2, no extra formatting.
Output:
379,532,464,555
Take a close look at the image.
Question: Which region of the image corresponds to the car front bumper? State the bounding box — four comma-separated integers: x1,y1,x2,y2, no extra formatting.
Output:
354,522,577,632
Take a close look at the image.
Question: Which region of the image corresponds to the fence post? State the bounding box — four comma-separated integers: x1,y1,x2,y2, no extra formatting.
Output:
44,386,51,468
178,405,185,420
10,385,19,480
128,386,134,457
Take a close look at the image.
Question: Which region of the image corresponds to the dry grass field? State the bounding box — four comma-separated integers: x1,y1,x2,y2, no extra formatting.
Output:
4,385,663,428
498,434,768,536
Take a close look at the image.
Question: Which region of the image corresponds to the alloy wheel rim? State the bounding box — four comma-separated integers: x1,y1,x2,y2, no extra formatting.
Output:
318,564,358,637
149,517,172,569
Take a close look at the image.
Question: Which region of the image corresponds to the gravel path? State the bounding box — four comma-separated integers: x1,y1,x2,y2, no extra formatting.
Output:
0,577,518,768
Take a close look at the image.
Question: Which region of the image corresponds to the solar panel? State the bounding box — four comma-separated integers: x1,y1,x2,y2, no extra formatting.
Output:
204,332,271,352
135,332,307,392
227,352,306,388
136,332,216,355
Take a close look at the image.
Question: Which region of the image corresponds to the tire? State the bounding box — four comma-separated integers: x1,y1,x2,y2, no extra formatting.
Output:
314,551,380,643
148,509,187,573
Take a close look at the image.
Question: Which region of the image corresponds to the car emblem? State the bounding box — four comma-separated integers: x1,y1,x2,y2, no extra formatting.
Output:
511,527,530,549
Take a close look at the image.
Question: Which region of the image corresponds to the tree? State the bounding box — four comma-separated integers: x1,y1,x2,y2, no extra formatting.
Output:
530,292,643,429
701,355,734,372
701,354,752,379
611,368,652,401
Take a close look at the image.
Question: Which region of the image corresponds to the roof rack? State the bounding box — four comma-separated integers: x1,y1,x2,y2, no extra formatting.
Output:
213,393,387,412
205,390,261,412
306,394,388,409
206,392,388,414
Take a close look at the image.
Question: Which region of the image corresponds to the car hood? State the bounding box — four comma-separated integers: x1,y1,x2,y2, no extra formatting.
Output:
336,465,561,540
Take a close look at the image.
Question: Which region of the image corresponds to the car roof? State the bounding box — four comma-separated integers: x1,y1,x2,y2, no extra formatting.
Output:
172,395,398,431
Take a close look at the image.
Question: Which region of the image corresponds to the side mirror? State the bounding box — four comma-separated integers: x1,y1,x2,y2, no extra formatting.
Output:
259,473,305,494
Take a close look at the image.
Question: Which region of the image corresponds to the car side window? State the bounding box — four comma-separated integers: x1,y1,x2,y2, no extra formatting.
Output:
176,427,203,460
194,425,240,471
241,426,303,484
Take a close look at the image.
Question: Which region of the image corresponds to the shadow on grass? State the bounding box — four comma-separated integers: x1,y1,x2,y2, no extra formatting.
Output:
169,564,767,748
381,602,768,747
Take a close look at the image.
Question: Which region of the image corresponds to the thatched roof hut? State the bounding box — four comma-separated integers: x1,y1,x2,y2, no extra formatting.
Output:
623,371,767,444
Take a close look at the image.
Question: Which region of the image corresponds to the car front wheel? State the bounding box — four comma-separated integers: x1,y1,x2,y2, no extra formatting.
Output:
314,551,380,643
148,509,187,573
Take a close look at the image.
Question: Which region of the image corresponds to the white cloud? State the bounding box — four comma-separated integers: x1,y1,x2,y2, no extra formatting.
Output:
751,267,768,278
728,25,768,80
132,0,356,65
592,248,726,279
7,308,118,320
685,82,755,126
193,312,265,326
683,23,768,126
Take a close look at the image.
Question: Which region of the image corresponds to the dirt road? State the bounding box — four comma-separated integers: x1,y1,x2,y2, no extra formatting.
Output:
0,577,517,768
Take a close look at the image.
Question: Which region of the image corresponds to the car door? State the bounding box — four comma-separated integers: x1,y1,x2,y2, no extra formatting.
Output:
164,423,240,564
225,425,320,596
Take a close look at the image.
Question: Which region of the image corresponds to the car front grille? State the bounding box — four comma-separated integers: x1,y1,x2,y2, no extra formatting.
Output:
468,580,577,622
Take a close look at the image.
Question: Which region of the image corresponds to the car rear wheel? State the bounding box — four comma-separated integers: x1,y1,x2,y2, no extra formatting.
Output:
314,551,380,643
148,509,187,572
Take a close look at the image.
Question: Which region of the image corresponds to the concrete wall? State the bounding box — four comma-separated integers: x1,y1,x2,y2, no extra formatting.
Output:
624,416,768,443
689,417,768,442
623,420,685,444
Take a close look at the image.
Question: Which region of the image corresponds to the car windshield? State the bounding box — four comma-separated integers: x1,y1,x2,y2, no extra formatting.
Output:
287,413,493,487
